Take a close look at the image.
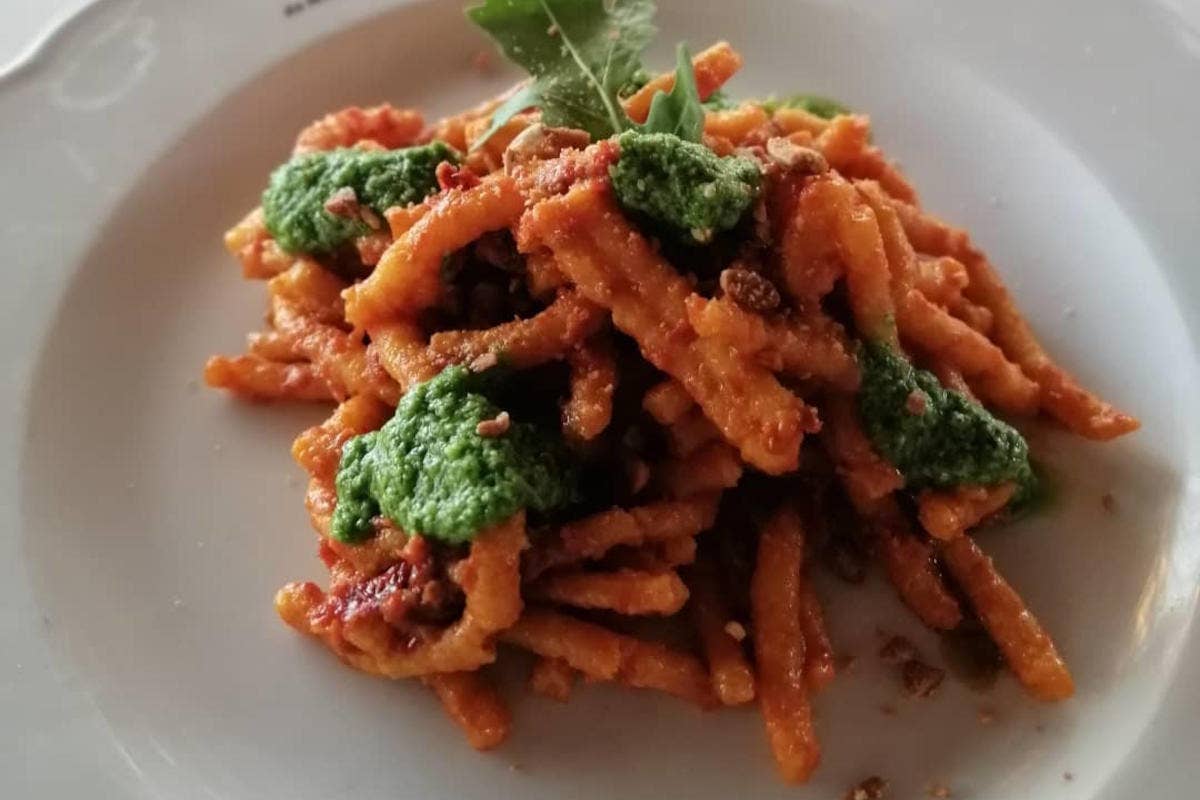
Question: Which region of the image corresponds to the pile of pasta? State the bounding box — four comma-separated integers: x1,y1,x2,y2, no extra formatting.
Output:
206,43,1137,781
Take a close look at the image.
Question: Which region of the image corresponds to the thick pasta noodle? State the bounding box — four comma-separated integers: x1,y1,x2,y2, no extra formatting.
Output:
204,28,1134,779
752,505,821,782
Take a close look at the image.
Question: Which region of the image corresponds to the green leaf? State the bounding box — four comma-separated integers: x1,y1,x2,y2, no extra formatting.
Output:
466,0,656,143
468,83,542,151
638,43,704,142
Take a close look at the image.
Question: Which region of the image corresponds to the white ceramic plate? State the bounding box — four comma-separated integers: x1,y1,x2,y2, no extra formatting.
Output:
4,1,1199,797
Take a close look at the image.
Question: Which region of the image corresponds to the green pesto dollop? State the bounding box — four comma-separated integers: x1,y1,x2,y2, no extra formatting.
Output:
761,94,850,119
262,142,457,254
610,130,761,244
331,366,576,545
858,343,1035,501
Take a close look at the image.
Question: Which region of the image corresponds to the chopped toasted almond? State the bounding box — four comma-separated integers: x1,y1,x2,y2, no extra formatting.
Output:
469,351,499,373
902,659,946,698
766,137,829,175
719,267,781,313
878,635,919,665
476,411,511,438
324,186,360,218
905,389,928,415
723,620,748,641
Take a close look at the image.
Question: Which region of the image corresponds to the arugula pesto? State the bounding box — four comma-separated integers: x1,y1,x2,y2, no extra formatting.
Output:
262,143,456,254
610,130,760,243
858,343,1035,501
331,366,576,545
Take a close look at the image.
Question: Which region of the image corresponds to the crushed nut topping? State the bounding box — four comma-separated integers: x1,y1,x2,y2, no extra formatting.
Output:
358,205,383,230
720,267,781,313
502,123,592,173
902,658,946,698
468,351,499,373
905,389,928,415
765,136,829,175
878,635,919,665
723,620,748,641
475,411,511,438
323,186,360,218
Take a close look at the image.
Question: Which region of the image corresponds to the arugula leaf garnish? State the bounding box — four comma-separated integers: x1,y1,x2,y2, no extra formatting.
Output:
638,43,703,142
467,0,656,143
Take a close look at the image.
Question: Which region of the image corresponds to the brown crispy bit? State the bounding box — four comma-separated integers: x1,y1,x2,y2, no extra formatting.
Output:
723,620,747,641
765,137,829,175
324,186,360,218
905,389,928,415
476,411,511,438
878,635,919,665
468,351,499,373
1101,492,1116,513
719,267,781,313
902,658,946,698
844,775,889,800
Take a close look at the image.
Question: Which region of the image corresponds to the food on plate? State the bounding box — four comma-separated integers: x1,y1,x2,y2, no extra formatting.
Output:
205,0,1137,781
